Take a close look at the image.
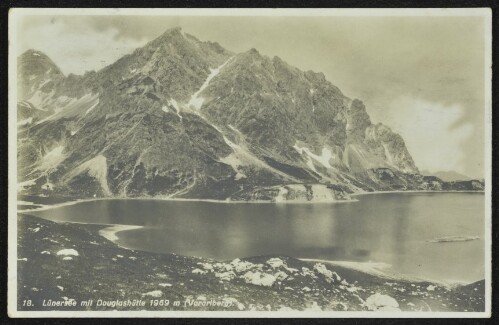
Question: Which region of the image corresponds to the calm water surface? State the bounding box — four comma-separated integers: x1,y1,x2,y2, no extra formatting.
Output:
30,192,485,283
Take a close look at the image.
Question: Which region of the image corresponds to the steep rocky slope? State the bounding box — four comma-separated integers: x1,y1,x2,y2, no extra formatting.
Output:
16,27,484,201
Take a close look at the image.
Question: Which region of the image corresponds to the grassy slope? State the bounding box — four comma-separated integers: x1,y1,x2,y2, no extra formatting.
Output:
17,214,485,312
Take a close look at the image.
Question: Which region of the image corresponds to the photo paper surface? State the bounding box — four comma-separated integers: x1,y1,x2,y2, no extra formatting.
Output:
8,8,492,318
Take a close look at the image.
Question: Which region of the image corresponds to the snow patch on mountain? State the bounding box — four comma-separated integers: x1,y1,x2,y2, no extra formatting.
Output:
18,117,33,126
18,178,38,193
304,156,317,172
33,93,99,125
293,143,334,168
85,99,99,115
219,131,298,182
37,146,66,172
219,153,245,178
169,99,180,110
53,96,75,113
27,90,50,110
41,182,54,191
167,99,182,120
188,57,233,109
66,155,111,195
18,101,32,109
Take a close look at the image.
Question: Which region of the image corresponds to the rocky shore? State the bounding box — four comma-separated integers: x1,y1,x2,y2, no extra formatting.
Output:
17,214,485,312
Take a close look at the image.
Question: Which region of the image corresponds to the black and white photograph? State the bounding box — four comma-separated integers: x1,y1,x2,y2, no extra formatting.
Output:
8,8,492,317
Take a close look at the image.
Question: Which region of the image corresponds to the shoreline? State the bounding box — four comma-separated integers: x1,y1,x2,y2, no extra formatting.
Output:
350,190,484,196
17,214,486,312
91,219,481,287
47,218,482,288
98,224,144,243
17,191,485,288
17,216,485,312
17,189,483,213
42,219,145,250
31,218,477,287
299,258,469,288
62,219,481,287
42,218,455,285
17,196,359,213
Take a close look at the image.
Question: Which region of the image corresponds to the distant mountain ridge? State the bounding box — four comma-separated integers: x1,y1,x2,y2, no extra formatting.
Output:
421,170,472,182
16,27,485,201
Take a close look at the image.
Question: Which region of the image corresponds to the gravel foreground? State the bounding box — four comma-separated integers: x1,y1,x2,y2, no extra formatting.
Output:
17,214,485,313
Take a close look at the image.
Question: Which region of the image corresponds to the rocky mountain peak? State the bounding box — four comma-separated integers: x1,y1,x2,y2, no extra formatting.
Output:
19,49,60,66
16,28,470,201
18,49,63,76
149,26,188,47
17,49,65,100
162,25,183,35
347,99,372,142
147,26,231,57
248,48,260,55
87,27,233,104
232,48,266,65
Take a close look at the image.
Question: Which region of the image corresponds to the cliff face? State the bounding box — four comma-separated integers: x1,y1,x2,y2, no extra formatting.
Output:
16,27,482,201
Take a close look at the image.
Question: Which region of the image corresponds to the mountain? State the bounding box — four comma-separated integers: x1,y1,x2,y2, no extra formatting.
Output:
421,170,472,182
16,27,485,201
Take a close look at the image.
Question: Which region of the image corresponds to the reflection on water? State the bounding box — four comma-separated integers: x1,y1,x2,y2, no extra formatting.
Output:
31,192,485,283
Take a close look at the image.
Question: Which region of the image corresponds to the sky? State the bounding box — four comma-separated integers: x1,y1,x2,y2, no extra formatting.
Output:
14,13,488,178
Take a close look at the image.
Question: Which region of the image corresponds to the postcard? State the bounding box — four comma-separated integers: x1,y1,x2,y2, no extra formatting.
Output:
8,8,492,318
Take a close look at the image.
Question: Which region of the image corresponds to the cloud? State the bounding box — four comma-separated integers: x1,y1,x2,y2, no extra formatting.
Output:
17,17,148,75
382,97,474,175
